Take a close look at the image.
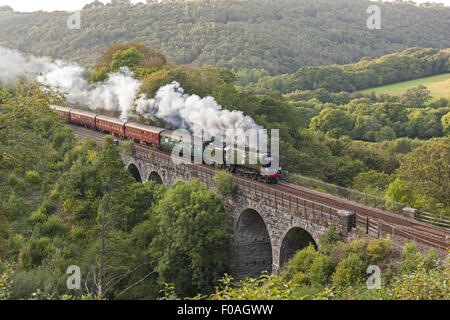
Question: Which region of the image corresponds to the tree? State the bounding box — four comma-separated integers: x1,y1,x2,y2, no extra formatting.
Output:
310,108,354,138
83,1,105,9
400,85,432,108
96,135,135,299
442,112,450,136
111,47,144,72
331,253,367,288
149,179,232,297
353,170,392,195
213,170,237,198
396,137,450,213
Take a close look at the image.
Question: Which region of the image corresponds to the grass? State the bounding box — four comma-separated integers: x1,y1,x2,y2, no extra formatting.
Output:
360,73,450,100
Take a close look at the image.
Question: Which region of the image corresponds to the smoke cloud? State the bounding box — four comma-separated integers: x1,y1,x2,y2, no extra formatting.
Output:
135,81,264,143
0,46,263,141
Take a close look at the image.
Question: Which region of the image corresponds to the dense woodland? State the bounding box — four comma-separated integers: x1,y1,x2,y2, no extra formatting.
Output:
250,47,450,93
0,1,449,299
84,43,450,216
0,81,448,300
0,0,449,74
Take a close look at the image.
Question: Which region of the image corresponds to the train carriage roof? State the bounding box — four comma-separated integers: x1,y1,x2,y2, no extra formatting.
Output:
70,108,99,118
96,114,127,125
126,122,165,134
50,105,71,112
160,129,206,143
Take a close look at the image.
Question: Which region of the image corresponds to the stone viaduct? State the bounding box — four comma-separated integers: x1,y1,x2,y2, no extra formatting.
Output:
121,146,354,279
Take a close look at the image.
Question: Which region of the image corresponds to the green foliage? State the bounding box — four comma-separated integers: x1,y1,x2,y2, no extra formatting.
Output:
110,47,144,72
442,112,450,136
25,170,41,185
120,140,135,156
400,85,432,108
34,216,68,238
150,179,232,297
89,67,109,83
18,237,54,270
400,242,423,275
319,226,342,247
333,158,367,188
331,253,367,288
310,108,354,138
256,48,449,93
209,273,304,300
366,236,394,264
213,170,237,198
396,137,450,214
353,170,392,196
392,255,450,300
1,2,449,75
0,264,13,299
385,178,420,207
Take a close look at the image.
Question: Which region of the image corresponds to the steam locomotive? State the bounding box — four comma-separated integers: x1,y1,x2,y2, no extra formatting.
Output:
51,105,282,183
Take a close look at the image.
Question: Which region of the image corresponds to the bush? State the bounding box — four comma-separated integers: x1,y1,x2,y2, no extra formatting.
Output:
309,255,333,287
400,242,423,275
70,226,86,242
18,237,54,270
8,174,26,191
392,263,450,300
213,170,237,198
120,140,135,156
209,273,303,300
332,253,367,288
282,244,318,282
319,226,341,247
25,171,41,185
366,236,393,264
29,210,48,224
35,216,68,238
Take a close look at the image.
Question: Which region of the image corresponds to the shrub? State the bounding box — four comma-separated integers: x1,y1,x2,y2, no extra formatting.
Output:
366,235,393,264
0,265,13,299
29,210,48,224
25,171,41,185
332,253,367,288
309,255,334,287
213,170,237,198
392,261,450,300
343,238,367,260
120,140,135,156
35,216,68,238
400,242,423,275
319,226,342,247
18,237,54,270
70,226,86,242
282,244,318,281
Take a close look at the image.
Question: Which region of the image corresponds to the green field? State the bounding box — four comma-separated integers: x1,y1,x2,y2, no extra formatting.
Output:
360,73,450,99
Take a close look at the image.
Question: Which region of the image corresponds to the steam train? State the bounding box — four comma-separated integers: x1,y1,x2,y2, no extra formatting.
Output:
51,105,282,183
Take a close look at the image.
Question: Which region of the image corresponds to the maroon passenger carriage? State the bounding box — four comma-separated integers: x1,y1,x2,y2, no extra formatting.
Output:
50,105,71,121
96,115,127,138
70,109,98,128
125,122,164,147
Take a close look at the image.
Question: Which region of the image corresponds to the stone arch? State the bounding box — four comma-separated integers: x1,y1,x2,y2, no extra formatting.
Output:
127,163,142,183
148,171,163,184
234,208,272,279
279,227,317,268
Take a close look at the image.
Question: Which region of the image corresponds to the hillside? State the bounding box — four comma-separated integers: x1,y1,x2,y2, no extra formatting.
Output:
252,47,450,93
0,0,449,74
360,73,450,100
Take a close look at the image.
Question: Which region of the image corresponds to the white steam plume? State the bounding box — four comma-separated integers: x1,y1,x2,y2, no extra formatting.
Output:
135,81,264,143
0,46,140,120
0,46,264,143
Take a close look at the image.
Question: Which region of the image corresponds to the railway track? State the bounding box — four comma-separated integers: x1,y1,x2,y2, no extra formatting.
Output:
69,124,450,252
